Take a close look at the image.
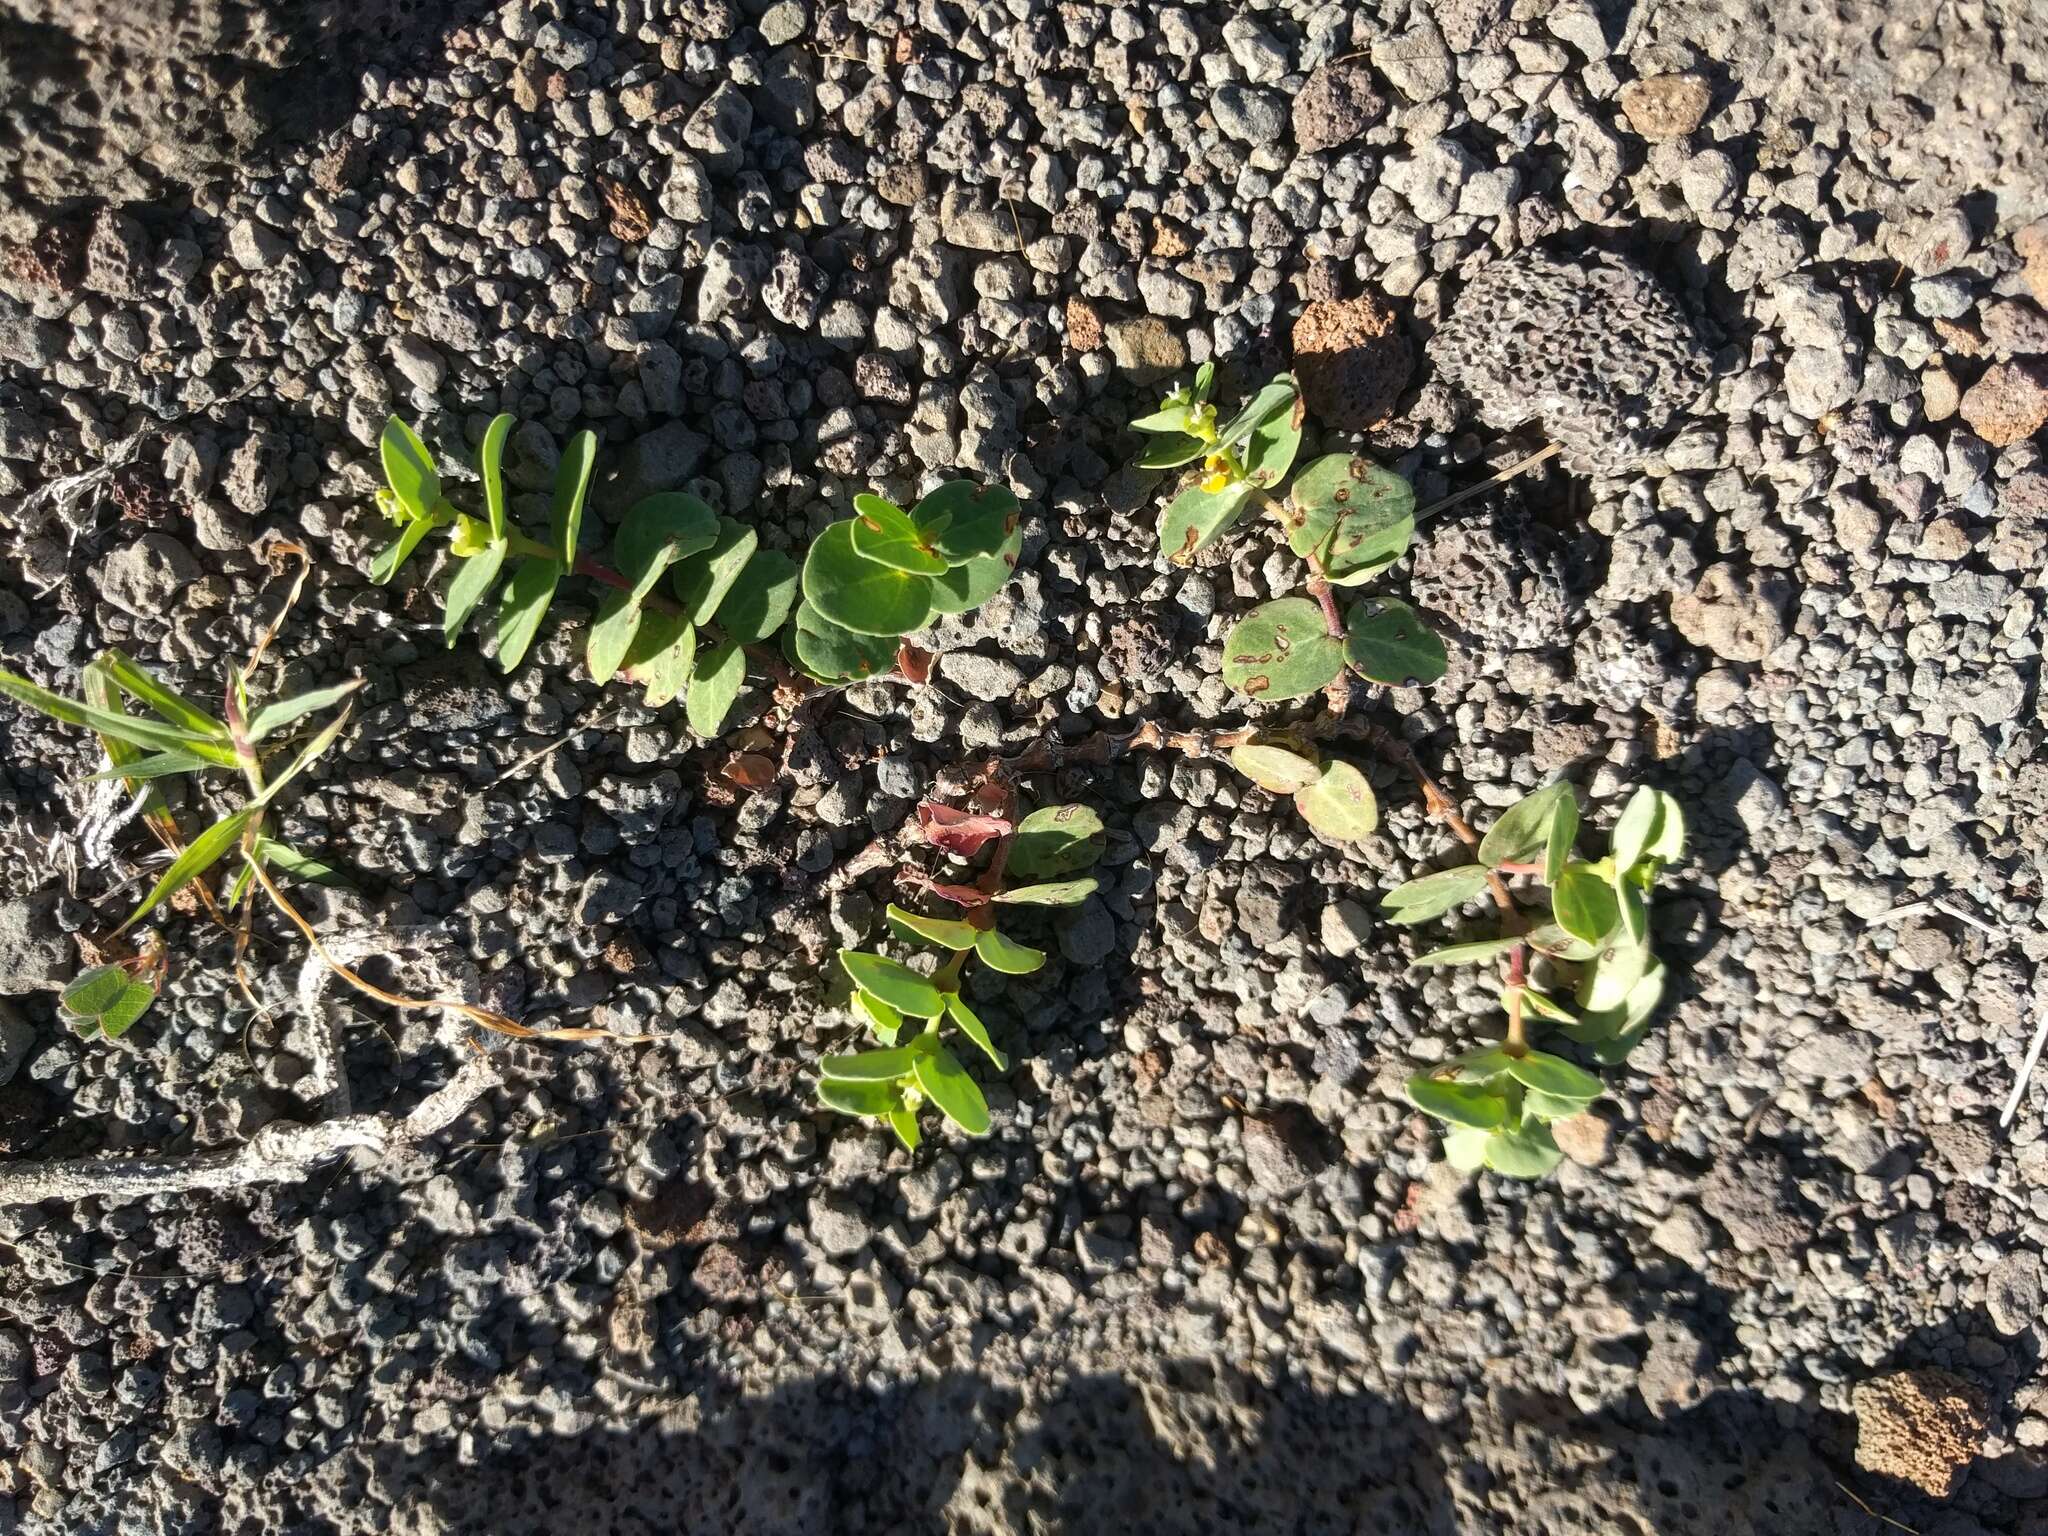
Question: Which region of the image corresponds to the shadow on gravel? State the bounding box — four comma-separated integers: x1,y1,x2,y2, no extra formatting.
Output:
340,1360,1459,1535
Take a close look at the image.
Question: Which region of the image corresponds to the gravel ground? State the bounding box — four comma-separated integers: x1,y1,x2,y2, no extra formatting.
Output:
1,1,2046,1532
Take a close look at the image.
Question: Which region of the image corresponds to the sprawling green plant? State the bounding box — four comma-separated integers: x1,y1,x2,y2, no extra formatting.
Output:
370,416,1022,726
817,796,1105,1147
0,642,356,1038
1389,783,1685,1177
1131,367,1447,704
1219,729,1383,844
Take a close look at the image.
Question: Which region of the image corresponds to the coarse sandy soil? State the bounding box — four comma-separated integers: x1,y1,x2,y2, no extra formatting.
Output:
0,1,2046,1532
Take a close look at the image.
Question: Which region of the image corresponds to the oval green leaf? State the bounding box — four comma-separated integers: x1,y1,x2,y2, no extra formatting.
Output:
716,549,800,643
478,412,514,542
927,525,1022,615
918,481,1020,564
974,927,1045,975
622,610,695,708
853,989,905,1045
944,993,1008,1071
820,1045,919,1082
851,494,948,575
1228,740,1322,794
818,1078,900,1117
1381,864,1491,924
685,639,745,738
445,540,508,649
1159,479,1252,563
1294,758,1379,841
912,1040,991,1135
1406,1074,1511,1131
991,878,1099,907
1504,1050,1604,1102
885,903,980,950
379,416,440,520
671,517,759,624
1482,1123,1564,1178
1007,804,1107,879
550,430,598,565
586,586,642,685
1221,598,1344,700
1478,781,1577,870
1344,598,1447,686
838,951,945,1018
792,600,897,681
802,520,935,637
1553,866,1620,946
616,493,721,593
1409,934,1523,969
1135,432,1207,470
493,557,562,673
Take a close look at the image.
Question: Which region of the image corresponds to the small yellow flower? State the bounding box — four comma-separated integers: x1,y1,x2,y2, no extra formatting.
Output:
1190,403,1219,443
450,515,491,556
1200,468,1232,493
373,486,404,526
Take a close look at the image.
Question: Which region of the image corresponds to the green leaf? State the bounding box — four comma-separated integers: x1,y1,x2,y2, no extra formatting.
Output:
622,610,696,708
380,416,441,520
912,1039,991,1135
1478,781,1577,870
586,587,643,686
1294,758,1379,841
493,558,562,673
818,1078,900,1117
850,494,947,575
853,990,904,1045
253,836,343,885
246,679,362,743
802,520,934,637
1447,1045,1516,1083
838,951,945,1018
97,651,227,739
1504,1050,1604,1101
369,517,438,585
81,661,166,814
1443,1126,1491,1172
616,493,722,593
1525,921,1600,962
992,878,1098,907
716,549,800,643
974,927,1045,975
918,481,1020,565
1553,866,1620,946
1381,865,1491,924
819,1045,919,1081
1617,881,1648,947
1576,939,1650,1013
550,429,599,566
1409,935,1523,969
1407,1074,1512,1130
61,964,158,1041
885,904,980,950
1285,454,1415,580
1008,804,1107,879
1129,404,1193,434
478,413,514,543
228,859,256,910
1343,598,1447,687
1518,986,1578,1025
1239,387,1303,489
791,601,896,682
926,525,1022,615
0,667,238,766
1135,432,1208,469
1544,792,1579,884
888,1108,922,1149
1228,740,1322,794
1642,791,1686,862
445,539,509,648
1611,785,1685,871
254,705,354,804
1567,962,1666,1050
1215,376,1296,450
1159,478,1252,562
672,517,761,622
81,749,211,784
1522,1089,1593,1122
1221,598,1345,700
1482,1123,1563,1179
944,993,1008,1071
684,639,745,738
118,807,255,933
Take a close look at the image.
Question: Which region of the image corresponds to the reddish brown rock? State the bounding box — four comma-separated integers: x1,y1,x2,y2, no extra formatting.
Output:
1960,359,2048,446
1291,293,1412,430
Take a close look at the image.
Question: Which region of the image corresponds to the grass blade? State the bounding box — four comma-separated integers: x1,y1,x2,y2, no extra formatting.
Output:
0,667,238,765
98,650,228,738
255,706,354,804
246,678,363,742
118,807,255,932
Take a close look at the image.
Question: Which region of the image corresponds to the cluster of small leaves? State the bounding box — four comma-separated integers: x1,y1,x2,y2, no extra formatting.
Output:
371,417,1022,734
0,651,354,1037
1226,733,1380,844
1133,370,1447,703
817,799,1105,1147
1386,783,1687,1177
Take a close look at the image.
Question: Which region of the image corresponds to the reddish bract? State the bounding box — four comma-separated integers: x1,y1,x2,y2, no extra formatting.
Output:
916,800,1011,856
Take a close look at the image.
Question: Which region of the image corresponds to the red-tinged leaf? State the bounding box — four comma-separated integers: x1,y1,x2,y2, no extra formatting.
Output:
895,642,935,685
722,751,777,789
897,871,992,908
916,801,1011,856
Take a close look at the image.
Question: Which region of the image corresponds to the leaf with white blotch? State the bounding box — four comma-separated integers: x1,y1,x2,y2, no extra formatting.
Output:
992,878,1099,907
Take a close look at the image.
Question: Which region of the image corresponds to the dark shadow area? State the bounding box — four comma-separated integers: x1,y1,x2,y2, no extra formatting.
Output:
0,0,485,224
